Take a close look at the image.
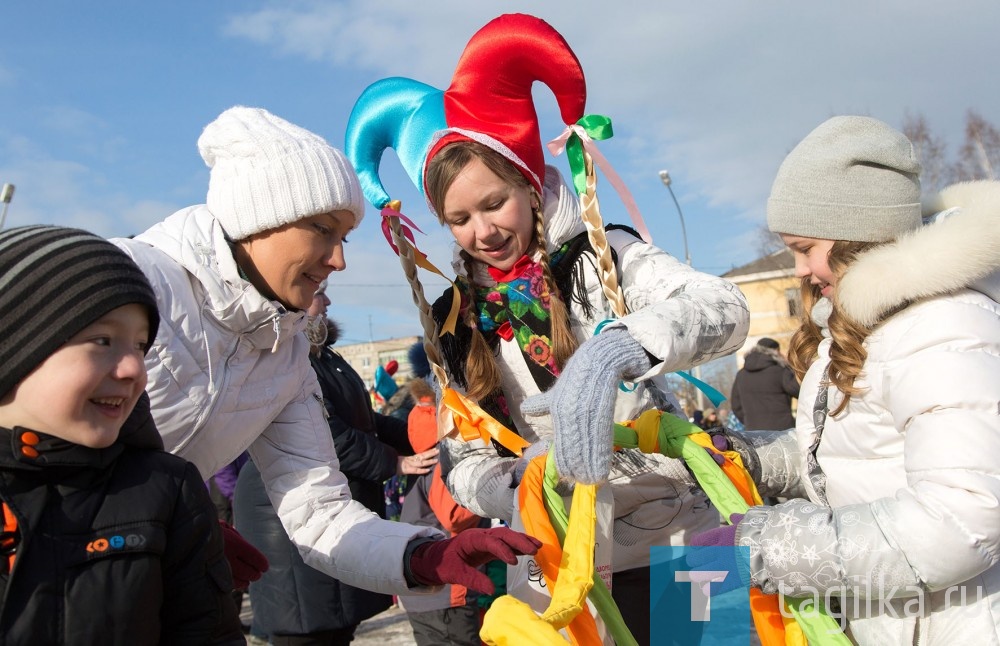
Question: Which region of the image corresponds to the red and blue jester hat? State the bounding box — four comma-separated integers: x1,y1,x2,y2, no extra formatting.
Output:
344,11,589,363
344,13,592,448
346,12,586,209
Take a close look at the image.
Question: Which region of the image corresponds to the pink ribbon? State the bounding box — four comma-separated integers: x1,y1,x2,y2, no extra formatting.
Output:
547,125,653,244
380,204,427,256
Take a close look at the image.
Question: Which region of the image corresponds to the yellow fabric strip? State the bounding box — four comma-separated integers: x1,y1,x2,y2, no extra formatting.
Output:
541,482,597,629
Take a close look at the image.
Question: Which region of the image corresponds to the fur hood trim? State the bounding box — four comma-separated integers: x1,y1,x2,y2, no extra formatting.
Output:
838,180,1000,326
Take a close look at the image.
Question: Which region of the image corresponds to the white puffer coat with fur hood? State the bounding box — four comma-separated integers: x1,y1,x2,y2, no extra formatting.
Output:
741,181,1000,645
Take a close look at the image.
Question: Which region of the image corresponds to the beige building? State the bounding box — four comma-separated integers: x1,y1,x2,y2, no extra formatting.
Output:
336,335,421,387
723,248,800,365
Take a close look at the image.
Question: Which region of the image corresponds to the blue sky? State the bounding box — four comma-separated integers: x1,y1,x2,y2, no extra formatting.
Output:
3,1,998,344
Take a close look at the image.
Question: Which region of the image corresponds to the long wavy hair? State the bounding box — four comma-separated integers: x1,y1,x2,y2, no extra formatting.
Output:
425,141,578,400
787,240,884,415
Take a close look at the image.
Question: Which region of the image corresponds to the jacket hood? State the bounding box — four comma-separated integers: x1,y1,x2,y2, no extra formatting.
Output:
838,180,1000,327
451,165,586,283
135,206,306,348
743,347,784,371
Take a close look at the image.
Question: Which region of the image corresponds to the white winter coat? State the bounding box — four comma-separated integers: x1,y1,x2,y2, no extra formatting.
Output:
740,181,1000,645
444,167,751,572
114,206,441,595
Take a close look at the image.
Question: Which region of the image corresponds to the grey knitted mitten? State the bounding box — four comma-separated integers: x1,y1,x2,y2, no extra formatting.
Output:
512,439,551,486
521,328,651,484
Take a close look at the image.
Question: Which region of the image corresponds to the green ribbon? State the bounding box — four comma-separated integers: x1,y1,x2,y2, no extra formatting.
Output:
565,114,614,195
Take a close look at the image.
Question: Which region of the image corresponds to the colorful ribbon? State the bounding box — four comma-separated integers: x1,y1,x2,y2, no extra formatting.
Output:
675,370,728,407
547,115,653,244
613,412,850,646
379,200,460,336
484,454,596,645
440,388,531,456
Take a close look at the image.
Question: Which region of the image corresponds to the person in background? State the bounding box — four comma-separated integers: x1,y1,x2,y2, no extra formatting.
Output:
234,285,440,645
208,453,249,526
381,343,429,421
698,408,720,430
382,341,436,521
692,116,1000,644
729,337,799,430
112,105,538,604
0,226,243,644
398,351,486,646
373,360,400,410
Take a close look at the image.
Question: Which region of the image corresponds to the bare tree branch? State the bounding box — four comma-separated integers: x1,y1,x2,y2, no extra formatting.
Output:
903,111,953,192
956,110,1000,181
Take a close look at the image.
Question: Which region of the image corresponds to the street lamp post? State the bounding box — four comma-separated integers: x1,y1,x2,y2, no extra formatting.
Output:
657,170,705,412
0,184,14,230
658,170,691,266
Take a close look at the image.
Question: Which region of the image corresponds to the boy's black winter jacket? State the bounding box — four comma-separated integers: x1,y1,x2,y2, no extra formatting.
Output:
0,403,243,645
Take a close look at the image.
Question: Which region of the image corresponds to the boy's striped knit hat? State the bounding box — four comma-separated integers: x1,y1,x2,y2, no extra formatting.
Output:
0,226,160,399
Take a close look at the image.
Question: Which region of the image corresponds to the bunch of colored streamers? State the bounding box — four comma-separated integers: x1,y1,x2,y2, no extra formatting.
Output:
614,410,851,646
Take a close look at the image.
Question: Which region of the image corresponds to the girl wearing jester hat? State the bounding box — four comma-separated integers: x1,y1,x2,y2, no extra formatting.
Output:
347,14,749,642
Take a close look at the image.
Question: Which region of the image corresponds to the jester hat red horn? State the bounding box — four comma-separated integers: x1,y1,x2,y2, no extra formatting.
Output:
428,13,587,194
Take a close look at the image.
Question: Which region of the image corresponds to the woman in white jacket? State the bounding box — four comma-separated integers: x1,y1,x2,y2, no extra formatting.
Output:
112,106,538,599
694,116,1000,644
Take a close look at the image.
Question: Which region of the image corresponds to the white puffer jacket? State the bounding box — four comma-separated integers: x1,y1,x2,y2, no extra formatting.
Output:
114,206,441,595
444,167,751,572
740,181,1000,645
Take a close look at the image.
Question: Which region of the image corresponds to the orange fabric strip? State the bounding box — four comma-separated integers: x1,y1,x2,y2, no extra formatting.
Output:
1,503,17,573
750,589,789,646
441,388,531,455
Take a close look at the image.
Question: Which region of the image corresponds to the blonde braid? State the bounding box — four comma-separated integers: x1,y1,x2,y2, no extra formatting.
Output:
460,251,503,401
385,216,451,393
533,207,579,369
579,153,627,318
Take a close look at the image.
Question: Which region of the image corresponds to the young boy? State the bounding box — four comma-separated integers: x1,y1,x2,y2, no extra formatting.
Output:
0,226,243,644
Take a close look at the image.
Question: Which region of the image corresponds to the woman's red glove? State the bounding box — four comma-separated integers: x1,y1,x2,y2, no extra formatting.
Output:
408,527,541,594
219,520,269,590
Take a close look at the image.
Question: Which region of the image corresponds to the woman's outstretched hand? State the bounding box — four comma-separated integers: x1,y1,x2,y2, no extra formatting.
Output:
398,447,440,475
407,527,542,594
521,328,651,484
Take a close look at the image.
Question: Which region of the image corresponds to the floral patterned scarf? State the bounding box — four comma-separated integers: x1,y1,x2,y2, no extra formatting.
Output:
463,247,569,450
475,254,564,388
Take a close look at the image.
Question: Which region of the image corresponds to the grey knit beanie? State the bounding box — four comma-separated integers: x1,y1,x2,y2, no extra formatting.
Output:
767,116,922,242
0,226,160,399
198,106,365,240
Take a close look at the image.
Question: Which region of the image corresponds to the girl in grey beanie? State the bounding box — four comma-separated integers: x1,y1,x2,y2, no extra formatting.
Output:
694,116,1000,645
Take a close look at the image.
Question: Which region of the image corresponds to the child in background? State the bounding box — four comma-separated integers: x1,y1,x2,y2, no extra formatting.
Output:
399,372,486,646
0,226,243,644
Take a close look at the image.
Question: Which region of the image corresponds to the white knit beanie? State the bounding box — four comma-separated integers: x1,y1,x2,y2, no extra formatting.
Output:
767,116,922,242
198,106,365,240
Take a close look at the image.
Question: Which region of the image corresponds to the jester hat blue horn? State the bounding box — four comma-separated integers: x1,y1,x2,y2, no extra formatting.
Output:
345,77,445,210
345,13,585,211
